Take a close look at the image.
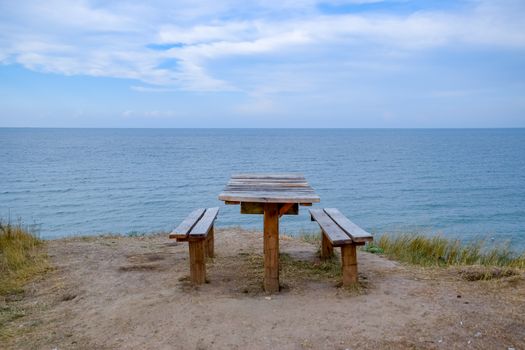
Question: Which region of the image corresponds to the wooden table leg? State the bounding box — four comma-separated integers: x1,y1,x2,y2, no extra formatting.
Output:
263,203,280,293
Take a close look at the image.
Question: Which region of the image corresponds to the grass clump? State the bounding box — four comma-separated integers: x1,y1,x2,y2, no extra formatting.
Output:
363,242,384,254
375,233,525,269
1,220,49,339
298,230,321,245
0,220,49,296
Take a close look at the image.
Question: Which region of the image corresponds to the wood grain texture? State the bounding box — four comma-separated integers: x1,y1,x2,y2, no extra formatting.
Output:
169,208,206,239
218,173,320,204
240,202,298,215
189,239,206,285
321,233,334,260
231,173,305,179
264,203,280,293
206,226,214,258
324,208,373,243
189,207,219,238
341,244,358,285
219,192,319,203
309,209,353,246
278,203,295,217
240,202,265,214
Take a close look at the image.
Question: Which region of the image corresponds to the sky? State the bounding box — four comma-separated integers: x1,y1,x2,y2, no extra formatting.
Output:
0,0,524,128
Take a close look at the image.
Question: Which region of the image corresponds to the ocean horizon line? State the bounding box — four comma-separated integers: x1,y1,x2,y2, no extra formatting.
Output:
1,126,525,130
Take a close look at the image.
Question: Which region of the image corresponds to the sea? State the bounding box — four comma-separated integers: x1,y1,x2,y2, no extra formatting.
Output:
1,128,524,249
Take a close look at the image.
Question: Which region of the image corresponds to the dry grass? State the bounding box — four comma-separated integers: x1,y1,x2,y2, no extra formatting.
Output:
230,251,341,294
0,220,49,339
298,230,321,246
374,233,525,270
0,220,49,296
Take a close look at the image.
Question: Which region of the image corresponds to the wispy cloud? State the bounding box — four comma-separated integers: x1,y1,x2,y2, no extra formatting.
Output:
0,0,524,94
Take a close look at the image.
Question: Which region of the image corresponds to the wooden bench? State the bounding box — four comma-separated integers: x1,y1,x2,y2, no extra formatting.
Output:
169,207,219,285
310,208,373,286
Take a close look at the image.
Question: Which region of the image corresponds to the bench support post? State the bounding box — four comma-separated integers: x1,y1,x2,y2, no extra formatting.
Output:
341,244,358,286
263,203,280,293
189,239,206,285
320,232,334,260
206,226,215,259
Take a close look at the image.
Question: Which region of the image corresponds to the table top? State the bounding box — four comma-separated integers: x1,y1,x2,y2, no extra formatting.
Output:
218,173,320,204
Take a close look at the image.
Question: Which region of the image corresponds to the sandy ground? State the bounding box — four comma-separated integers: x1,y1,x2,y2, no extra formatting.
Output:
3,228,525,350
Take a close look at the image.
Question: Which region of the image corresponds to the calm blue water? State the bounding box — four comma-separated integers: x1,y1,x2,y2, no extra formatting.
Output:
1,128,524,249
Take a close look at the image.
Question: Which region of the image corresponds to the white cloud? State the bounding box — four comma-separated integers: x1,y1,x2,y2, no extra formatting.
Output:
0,0,524,93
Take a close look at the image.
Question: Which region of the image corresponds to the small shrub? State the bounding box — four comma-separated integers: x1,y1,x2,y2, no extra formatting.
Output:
363,243,384,254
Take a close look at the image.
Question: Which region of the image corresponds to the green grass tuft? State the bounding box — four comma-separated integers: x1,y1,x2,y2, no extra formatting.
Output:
376,233,525,268
363,242,384,254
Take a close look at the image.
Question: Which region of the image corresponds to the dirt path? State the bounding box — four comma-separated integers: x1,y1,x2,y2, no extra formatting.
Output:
4,228,525,349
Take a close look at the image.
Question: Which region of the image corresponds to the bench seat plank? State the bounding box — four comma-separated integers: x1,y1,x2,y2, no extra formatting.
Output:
324,208,373,243
169,208,206,239
309,209,353,246
189,207,219,238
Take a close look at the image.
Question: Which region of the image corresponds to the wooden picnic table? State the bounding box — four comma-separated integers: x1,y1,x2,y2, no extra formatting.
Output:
218,173,320,293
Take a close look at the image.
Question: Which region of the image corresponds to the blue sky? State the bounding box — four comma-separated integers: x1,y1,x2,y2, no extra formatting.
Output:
0,0,524,127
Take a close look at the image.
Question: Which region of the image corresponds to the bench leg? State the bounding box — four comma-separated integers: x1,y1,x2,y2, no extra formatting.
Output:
189,239,206,285
341,244,358,286
206,226,215,259
320,232,334,260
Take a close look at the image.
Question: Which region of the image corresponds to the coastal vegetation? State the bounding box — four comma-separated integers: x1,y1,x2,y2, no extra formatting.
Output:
367,233,525,269
300,230,525,269
0,220,49,296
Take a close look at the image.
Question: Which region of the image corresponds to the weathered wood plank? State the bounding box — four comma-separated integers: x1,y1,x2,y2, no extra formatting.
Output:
309,209,352,246
226,183,310,189
189,207,219,238
240,202,298,215
219,191,320,203
324,208,373,243
169,208,206,239
228,180,309,185
231,173,305,180
219,173,320,205
228,178,308,182
240,202,265,214
224,186,314,191
223,187,315,193
229,178,307,182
